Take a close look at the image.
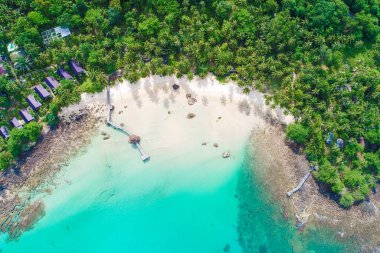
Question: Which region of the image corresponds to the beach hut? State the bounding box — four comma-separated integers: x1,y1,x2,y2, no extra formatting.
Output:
26,94,42,110
57,68,72,79
19,108,34,123
69,61,85,75
0,126,10,139
10,117,22,129
44,76,60,90
129,134,141,144
34,84,50,99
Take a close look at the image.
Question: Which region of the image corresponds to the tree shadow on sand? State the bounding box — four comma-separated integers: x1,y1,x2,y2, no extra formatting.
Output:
238,99,251,115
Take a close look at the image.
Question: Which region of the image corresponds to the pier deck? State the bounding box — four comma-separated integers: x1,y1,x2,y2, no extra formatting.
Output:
286,167,317,197
106,80,150,161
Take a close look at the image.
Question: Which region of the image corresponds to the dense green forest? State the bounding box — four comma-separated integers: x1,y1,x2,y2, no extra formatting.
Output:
0,0,379,207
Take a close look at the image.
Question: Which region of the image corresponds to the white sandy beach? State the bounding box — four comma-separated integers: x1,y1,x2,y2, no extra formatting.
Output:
63,74,292,158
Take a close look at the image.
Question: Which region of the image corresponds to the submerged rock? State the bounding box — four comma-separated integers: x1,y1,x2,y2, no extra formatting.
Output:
103,135,110,140
101,131,107,136
223,244,231,252
202,142,207,146
222,151,230,158
213,143,219,148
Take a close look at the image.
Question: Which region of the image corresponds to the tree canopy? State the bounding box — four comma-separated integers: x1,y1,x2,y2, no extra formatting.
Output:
0,0,379,207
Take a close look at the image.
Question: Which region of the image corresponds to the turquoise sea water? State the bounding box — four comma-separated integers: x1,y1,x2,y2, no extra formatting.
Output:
0,129,358,253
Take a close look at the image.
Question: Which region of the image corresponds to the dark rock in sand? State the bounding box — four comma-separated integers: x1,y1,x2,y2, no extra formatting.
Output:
213,143,219,148
173,84,180,90
186,93,192,99
168,111,171,114
74,114,84,121
188,97,197,105
103,135,110,140
120,123,125,127
187,113,196,119
101,131,107,136
202,142,207,146
110,105,115,111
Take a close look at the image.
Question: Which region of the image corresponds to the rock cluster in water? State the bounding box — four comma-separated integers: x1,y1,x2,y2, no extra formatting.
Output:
222,151,230,158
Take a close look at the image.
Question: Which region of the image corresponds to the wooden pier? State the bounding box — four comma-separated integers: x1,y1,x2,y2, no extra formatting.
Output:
106,84,111,123
106,79,150,161
286,166,317,197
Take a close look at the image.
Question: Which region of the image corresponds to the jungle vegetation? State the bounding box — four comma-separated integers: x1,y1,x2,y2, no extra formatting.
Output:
0,0,379,207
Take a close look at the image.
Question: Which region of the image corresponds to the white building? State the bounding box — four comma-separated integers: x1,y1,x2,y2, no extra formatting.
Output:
41,26,71,45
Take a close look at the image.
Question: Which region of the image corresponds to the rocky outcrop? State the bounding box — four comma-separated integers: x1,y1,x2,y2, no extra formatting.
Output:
222,151,230,158
187,113,196,119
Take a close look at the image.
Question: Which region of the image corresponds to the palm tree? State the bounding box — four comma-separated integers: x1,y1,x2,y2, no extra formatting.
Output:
14,55,32,72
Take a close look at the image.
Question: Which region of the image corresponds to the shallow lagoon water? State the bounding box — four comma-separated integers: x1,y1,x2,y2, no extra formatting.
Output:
0,77,359,252
1,129,357,253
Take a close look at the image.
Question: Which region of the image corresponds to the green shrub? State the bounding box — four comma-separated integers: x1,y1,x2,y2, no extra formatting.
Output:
0,151,13,170
339,193,354,208
285,123,310,145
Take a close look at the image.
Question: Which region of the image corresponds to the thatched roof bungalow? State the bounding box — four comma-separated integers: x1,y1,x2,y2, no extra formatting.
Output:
19,108,34,123
26,95,42,110
0,126,10,139
69,61,85,75
57,68,72,79
129,134,141,144
44,77,60,90
34,84,50,99
10,117,22,128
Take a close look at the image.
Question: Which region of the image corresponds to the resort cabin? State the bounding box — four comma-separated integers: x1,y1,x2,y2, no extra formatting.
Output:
34,84,50,100
26,94,42,110
10,117,22,129
0,126,10,139
57,68,73,79
19,108,34,123
69,61,85,75
44,76,60,90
